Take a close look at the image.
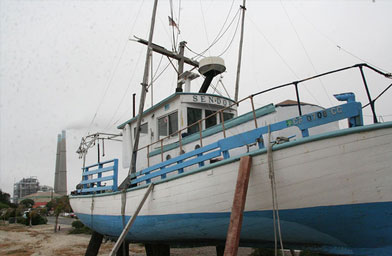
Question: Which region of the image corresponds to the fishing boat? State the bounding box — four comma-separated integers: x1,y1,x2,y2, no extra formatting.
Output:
69,1,392,255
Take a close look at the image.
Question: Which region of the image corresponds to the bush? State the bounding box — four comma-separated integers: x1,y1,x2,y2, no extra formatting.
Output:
72,220,84,229
31,214,47,225
69,226,92,234
0,202,9,209
3,208,17,220
16,216,27,225
69,220,91,234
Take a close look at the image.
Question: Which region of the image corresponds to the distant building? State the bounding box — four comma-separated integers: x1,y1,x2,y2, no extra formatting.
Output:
21,191,62,208
39,185,54,192
13,177,55,204
13,177,40,203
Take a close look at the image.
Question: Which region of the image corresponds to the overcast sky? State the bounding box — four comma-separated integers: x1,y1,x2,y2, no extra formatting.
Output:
1,0,391,196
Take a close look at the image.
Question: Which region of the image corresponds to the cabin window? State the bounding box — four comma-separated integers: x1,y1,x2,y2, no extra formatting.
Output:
187,107,202,134
134,123,148,137
219,112,234,122
205,109,217,129
158,111,178,137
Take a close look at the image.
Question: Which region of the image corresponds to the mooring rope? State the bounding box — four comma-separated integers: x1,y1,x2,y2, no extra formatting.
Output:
267,125,285,256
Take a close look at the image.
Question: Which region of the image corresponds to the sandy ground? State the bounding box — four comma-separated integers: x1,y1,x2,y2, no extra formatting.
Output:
0,223,254,256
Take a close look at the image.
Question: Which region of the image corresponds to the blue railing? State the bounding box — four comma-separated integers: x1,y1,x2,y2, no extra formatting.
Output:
130,93,363,186
78,159,118,194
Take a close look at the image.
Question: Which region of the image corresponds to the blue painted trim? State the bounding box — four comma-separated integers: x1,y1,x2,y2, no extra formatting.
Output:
80,175,114,185
132,150,221,184
82,166,115,176
131,101,363,186
148,103,276,157
70,121,392,200
75,201,392,256
78,159,118,194
117,92,236,129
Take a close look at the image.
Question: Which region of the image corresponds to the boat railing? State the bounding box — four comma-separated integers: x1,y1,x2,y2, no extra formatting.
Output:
130,93,363,186
136,63,390,168
138,93,255,166
77,159,118,194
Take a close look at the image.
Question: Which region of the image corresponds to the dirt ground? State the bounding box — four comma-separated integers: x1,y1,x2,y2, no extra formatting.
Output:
0,223,254,256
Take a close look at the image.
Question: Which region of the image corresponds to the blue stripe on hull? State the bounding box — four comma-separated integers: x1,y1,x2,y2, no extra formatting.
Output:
77,201,392,256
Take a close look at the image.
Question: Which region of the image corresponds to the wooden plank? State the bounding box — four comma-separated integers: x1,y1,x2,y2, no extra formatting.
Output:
131,150,221,184
84,159,117,169
83,166,115,176
138,142,219,175
80,176,114,185
78,185,113,193
223,156,252,256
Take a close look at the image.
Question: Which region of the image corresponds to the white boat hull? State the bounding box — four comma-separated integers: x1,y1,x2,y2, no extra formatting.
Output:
70,122,392,255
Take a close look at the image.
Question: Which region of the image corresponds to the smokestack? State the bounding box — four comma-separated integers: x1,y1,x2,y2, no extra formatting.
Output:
54,134,61,194
54,131,67,195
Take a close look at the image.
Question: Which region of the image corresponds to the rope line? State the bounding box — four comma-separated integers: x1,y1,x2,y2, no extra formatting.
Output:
267,126,285,256
187,4,240,59
291,1,391,74
279,0,332,106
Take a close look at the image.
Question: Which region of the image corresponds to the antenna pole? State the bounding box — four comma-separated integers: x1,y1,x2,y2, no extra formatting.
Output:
129,0,159,177
176,41,186,92
234,0,247,102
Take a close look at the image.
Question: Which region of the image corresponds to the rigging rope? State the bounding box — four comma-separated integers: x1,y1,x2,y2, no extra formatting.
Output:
217,7,241,57
247,14,320,106
186,7,241,59
104,47,144,130
291,1,391,74
199,0,211,55
267,125,285,256
88,0,146,133
362,82,392,109
279,0,333,106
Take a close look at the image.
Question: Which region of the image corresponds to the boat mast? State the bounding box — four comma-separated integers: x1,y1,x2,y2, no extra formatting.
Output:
234,0,247,102
129,0,159,176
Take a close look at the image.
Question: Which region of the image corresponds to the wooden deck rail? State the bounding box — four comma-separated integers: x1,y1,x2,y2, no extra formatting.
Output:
130,98,363,187
78,159,118,194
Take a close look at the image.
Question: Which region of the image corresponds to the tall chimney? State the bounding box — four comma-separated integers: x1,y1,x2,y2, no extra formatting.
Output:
58,130,67,195
54,134,61,193
54,131,67,195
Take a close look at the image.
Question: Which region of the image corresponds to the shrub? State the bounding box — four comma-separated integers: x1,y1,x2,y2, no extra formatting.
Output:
72,220,84,229
69,220,91,234
69,226,92,234
31,214,47,225
16,216,27,225
0,202,9,209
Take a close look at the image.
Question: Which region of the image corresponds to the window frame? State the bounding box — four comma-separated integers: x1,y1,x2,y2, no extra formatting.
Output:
157,111,179,139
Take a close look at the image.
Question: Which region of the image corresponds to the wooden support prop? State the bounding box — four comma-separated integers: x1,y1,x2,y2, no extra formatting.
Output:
109,183,154,256
116,242,129,256
145,244,170,256
223,156,252,256
85,231,104,256
216,245,225,256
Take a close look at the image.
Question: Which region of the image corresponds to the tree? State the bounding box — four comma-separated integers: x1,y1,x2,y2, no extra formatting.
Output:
51,196,71,232
0,190,11,206
20,199,35,208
